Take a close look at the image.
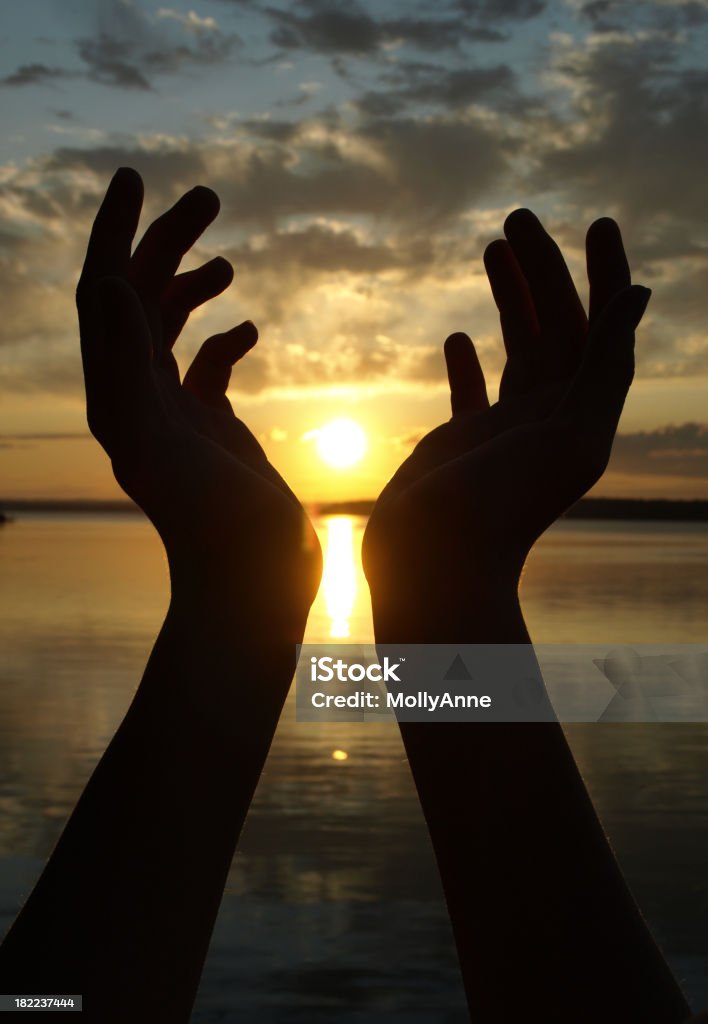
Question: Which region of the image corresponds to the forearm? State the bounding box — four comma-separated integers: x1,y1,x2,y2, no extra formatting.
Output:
0,589,299,1022
373,589,690,1023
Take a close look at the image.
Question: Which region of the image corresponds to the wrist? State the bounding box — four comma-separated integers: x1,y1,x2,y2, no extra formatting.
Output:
165,543,315,644
370,584,527,644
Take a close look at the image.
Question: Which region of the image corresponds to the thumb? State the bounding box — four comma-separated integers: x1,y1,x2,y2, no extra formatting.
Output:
589,283,651,356
557,284,651,426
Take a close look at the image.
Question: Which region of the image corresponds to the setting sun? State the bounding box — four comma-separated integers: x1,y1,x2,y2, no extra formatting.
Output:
305,419,367,469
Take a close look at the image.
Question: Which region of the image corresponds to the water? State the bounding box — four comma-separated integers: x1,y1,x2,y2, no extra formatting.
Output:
0,513,707,1019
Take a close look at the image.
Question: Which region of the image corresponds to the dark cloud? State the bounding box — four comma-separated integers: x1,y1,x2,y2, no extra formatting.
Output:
206,109,509,228
75,35,153,89
44,143,206,200
452,0,545,17
3,1,240,93
219,223,436,324
610,424,708,479
531,35,708,246
263,0,508,56
355,61,518,115
576,0,708,31
0,64,73,88
76,0,239,89
362,114,510,218
229,224,414,274
268,4,381,54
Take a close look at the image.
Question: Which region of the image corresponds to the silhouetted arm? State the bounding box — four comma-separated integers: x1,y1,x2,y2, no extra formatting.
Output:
0,169,321,1023
364,211,690,1022
0,605,297,1021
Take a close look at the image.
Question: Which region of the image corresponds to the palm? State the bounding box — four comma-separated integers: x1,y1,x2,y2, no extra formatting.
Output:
364,210,649,613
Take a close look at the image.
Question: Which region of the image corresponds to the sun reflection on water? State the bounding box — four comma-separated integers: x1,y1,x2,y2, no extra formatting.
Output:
322,516,356,638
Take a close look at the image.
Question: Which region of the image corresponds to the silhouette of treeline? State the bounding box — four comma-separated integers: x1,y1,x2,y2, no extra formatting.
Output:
315,498,708,522
2,497,708,522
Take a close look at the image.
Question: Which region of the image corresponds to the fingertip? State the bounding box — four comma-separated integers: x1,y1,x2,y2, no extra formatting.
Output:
484,238,508,255
586,217,622,244
111,166,144,198
483,237,510,268
114,165,141,183
189,185,220,217
503,207,539,237
236,319,258,346
444,331,472,356
210,255,234,284
588,215,619,231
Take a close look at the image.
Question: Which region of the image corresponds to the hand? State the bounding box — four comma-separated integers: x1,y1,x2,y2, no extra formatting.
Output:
77,168,321,633
363,209,651,639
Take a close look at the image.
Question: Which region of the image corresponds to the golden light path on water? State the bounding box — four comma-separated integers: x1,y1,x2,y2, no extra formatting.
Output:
321,516,357,639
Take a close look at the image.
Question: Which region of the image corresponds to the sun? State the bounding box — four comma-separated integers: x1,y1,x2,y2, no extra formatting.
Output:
306,418,367,469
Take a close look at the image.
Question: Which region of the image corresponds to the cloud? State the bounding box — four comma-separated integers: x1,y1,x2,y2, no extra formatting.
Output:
610,423,708,479
574,0,708,31
530,31,708,251
43,141,206,203
452,0,545,16
0,64,74,88
261,0,519,56
2,2,240,93
228,223,415,274
156,8,220,33
0,432,90,450
240,109,510,226
0,0,705,403
354,61,518,116
76,0,239,89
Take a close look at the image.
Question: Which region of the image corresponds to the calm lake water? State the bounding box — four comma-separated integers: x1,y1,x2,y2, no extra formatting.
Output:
1,513,707,1020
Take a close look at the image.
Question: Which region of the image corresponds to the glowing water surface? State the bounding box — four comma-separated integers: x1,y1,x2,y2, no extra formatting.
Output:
1,513,707,1019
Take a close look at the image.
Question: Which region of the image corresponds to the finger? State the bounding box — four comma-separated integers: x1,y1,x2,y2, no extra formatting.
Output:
555,285,651,445
87,276,158,453
444,333,489,417
504,209,588,374
586,218,631,325
77,167,143,316
183,321,258,405
129,186,221,300
160,256,234,350
483,239,539,361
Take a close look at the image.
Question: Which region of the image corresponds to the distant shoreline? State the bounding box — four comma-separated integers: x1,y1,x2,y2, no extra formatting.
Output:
2,497,708,523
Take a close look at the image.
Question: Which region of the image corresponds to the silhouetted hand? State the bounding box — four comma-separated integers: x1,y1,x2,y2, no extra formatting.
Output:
76,168,321,632
360,214,692,1024
363,210,650,638
0,168,321,1021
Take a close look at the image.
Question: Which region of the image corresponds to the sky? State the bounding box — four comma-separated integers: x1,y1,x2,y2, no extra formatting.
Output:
0,0,707,501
